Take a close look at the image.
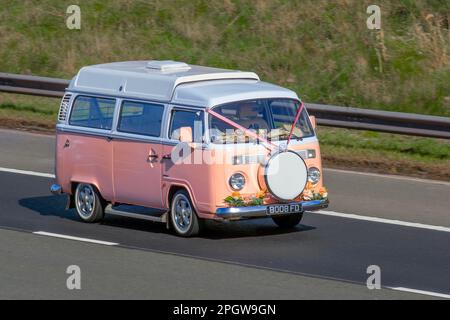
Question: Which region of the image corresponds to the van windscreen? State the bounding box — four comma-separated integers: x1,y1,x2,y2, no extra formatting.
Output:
208,99,314,144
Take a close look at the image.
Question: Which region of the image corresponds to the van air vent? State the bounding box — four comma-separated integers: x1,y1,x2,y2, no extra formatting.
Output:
146,60,191,72
58,93,72,122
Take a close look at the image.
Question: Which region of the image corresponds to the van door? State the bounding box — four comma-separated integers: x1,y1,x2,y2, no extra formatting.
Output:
162,108,207,206
112,100,165,209
65,95,116,200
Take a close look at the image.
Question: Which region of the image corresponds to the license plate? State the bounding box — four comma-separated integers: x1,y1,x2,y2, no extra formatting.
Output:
267,203,302,216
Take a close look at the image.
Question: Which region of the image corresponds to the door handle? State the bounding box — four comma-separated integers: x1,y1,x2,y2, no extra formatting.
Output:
147,154,159,162
162,154,171,160
106,136,113,142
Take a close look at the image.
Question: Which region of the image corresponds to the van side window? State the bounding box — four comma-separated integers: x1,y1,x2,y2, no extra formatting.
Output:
169,109,204,142
118,101,164,137
69,96,115,130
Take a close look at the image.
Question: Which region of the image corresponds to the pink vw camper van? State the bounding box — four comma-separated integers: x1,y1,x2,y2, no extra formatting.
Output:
51,60,328,237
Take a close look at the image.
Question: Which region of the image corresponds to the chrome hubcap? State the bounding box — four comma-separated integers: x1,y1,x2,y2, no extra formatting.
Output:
173,194,192,232
76,184,95,218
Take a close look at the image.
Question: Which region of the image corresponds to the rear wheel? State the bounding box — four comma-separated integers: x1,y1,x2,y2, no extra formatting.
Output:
170,190,202,237
272,213,303,228
74,183,105,223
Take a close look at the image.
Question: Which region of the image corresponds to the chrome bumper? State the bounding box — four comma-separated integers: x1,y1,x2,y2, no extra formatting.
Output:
50,184,62,195
215,199,329,219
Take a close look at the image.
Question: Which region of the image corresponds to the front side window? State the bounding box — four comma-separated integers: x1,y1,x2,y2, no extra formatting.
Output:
69,96,116,130
208,99,314,144
118,101,164,137
169,109,204,142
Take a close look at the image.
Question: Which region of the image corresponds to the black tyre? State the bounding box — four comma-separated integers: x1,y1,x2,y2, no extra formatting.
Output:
74,183,105,223
272,213,303,228
170,190,203,237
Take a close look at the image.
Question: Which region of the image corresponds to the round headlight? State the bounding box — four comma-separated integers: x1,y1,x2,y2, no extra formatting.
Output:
308,167,321,184
229,173,246,191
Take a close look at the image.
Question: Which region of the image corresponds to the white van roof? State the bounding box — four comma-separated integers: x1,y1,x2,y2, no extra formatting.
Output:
68,60,299,106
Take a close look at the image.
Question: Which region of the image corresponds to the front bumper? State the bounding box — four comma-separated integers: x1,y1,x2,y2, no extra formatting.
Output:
215,199,329,220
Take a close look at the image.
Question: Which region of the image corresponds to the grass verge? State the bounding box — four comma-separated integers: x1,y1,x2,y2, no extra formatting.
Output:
0,0,449,116
319,128,450,181
0,93,448,181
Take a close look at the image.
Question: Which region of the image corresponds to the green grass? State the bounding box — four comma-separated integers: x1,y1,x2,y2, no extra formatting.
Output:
0,1,448,178
0,0,449,116
0,102,55,116
318,127,450,181
0,93,57,127
318,127,450,180
318,128,450,163
0,94,58,121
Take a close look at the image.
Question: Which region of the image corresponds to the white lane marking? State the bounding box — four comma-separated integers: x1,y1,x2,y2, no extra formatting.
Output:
314,210,450,233
1,166,449,233
325,168,450,186
0,167,55,179
2,165,448,186
389,287,450,299
33,231,118,246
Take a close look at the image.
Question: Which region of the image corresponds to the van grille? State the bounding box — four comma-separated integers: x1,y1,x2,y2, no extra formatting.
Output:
58,93,72,122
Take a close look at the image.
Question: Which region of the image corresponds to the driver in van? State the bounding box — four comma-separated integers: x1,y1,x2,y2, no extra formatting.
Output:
237,102,270,132
210,102,270,143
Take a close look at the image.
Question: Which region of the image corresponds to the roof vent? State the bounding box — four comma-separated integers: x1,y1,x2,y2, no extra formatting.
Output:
146,60,191,72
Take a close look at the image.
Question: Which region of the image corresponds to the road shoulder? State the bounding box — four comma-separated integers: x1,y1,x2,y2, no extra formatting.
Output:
0,228,434,300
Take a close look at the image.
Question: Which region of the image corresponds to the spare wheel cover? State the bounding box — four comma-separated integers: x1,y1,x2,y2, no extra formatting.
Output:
264,151,308,201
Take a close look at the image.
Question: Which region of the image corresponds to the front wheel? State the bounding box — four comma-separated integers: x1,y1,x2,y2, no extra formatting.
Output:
272,213,303,228
170,190,203,237
74,183,105,223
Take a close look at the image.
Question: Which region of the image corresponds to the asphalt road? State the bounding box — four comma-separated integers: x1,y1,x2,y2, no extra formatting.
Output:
0,128,449,299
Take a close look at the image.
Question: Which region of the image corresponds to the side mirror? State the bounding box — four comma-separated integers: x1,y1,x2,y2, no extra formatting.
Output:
309,115,317,130
178,126,193,143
